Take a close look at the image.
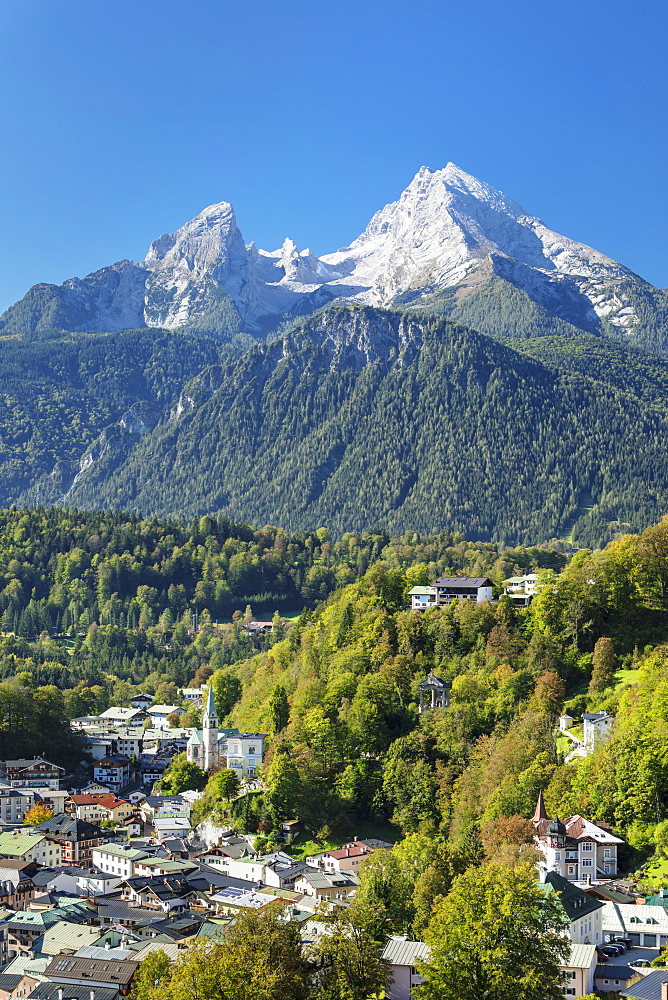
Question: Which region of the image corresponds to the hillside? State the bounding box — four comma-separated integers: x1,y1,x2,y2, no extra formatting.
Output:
50,304,668,547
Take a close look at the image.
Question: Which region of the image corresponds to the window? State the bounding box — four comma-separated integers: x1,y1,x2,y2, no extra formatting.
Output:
582,842,592,851
555,852,561,861
565,990,576,996
582,859,592,867
604,848,611,858
564,970,575,980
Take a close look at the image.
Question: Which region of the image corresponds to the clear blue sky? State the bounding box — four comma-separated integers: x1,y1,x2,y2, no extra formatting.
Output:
0,0,666,312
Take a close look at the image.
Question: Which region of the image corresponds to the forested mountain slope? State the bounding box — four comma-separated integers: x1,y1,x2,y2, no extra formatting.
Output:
0,328,235,505
58,304,668,547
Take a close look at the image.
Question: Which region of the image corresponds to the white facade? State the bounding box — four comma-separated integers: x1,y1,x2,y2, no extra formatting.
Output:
226,734,264,778
0,788,36,823
147,705,185,730
583,712,615,753
601,901,668,948
91,844,148,878
408,587,437,610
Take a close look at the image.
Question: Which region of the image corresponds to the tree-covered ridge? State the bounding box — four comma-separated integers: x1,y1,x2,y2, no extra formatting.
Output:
60,304,668,547
215,517,668,855
0,327,236,505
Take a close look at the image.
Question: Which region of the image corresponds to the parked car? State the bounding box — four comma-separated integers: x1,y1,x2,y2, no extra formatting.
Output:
631,960,651,968
613,937,633,948
601,946,623,957
595,950,609,962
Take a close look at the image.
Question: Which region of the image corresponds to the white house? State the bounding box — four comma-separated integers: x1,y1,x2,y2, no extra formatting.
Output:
147,705,186,730
0,787,36,823
91,843,148,879
382,937,429,1000
226,733,265,779
532,794,624,881
0,830,62,866
408,587,437,610
432,576,494,605
583,712,615,753
601,900,668,948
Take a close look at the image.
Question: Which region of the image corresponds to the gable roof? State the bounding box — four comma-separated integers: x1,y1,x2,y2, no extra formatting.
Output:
433,576,493,587
620,969,668,999
382,937,429,967
543,871,603,921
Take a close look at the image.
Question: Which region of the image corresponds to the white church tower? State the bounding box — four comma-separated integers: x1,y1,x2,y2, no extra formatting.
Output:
202,684,219,771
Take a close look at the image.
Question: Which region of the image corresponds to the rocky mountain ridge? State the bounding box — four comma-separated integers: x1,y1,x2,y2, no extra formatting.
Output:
3,164,665,349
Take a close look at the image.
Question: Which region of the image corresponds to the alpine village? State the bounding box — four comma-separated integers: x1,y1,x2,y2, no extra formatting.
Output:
2,163,668,1000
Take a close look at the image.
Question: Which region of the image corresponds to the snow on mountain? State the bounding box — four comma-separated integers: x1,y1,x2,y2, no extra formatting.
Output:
0,164,647,337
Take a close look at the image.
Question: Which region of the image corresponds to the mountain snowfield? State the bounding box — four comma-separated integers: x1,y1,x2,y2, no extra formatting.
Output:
1,163,655,341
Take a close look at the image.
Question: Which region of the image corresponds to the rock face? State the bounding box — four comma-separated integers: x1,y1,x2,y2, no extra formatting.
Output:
0,163,662,343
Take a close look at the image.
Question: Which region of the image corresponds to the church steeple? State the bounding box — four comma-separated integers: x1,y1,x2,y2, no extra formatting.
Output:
532,790,548,825
202,684,218,770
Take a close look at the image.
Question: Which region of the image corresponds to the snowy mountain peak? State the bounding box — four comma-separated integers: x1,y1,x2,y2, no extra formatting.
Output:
1,163,646,340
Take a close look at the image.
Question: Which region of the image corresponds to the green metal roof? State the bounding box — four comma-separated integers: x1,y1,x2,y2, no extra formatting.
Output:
0,831,47,856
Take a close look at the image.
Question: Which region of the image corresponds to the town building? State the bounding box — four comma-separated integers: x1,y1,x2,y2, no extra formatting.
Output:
0,788,37,824
90,844,149,879
129,693,154,710
408,586,437,610
147,705,186,730
543,870,604,945
0,759,64,791
382,937,429,1000
532,793,624,881
93,756,131,793
0,832,61,867
35,815,104,867
560,942,597,997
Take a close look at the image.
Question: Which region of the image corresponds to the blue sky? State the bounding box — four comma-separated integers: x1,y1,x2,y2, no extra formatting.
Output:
0,0,666,312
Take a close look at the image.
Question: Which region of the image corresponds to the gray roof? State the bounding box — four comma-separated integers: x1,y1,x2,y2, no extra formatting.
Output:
28,986,119,1000
621,970,668,999
382,937,429,967
595,964,636,979
433,576,493,588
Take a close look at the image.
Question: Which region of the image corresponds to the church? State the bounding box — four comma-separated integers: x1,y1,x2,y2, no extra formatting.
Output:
186,685,266,778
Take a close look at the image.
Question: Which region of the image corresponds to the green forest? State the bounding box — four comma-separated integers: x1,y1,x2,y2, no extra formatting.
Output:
2,304,668,547
55,305,668,547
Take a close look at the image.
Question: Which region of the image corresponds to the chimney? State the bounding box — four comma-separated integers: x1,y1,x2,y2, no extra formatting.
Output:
58,990,63,1000
90,991,96,1000
661,983,668,1000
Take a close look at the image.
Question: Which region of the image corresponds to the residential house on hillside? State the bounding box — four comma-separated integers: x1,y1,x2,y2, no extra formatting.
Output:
130,693,154,710
601,900,668,947
583,711,616,753
91,844,149,879
382,937,429,1000
293,870,360,902
502,573,544,606
147,705,185,730
532,793,624,880
0,759,64,790
409,577,493,610
43,952,139,998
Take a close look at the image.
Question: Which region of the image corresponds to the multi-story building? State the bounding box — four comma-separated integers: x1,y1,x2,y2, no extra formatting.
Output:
91,843,149,879
147,705,186,730
225,732,265,779
0,787,36,823
543,870,604,945
0,831,61,866
93,755,131,792
69,793,134,825
532,793,624,881
502,573,545,606
409,577,493,610
36,814,105,866
0,758,64,790
583,711,616,753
